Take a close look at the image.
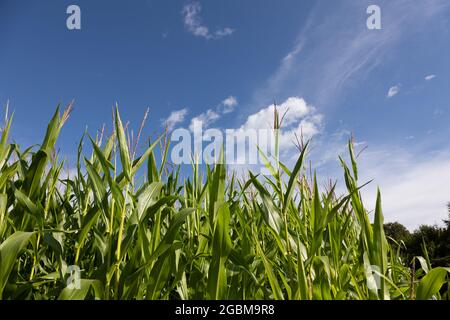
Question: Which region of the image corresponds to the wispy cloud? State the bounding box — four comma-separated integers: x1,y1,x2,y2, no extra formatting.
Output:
215,28,234,38
357,146,450,229
425,74,437,81
219,96,238,114
189,109,220,131
252,0,450,109
189,96,239,130
182,2,235,40
387,85,400,98
163,108,188,131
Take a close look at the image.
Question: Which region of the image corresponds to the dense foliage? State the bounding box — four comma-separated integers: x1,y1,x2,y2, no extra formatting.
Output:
0,104,448,300
385,217,450,267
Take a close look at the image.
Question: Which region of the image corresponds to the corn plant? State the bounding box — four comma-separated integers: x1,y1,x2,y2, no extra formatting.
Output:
0,103,448,300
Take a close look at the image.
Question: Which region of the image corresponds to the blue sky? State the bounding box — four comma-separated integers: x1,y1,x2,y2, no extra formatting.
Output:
1,0,450,229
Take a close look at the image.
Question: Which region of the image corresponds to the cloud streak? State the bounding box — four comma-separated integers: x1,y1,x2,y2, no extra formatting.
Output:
221,96,238,114
387,85,400,98
189,96,239,131
253,0,450,109
182,2,235,40
163,108,188,131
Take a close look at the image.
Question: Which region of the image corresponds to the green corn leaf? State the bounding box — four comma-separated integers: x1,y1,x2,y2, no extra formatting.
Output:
207,203,232,300
58,279,103,300
136,182,163,221
0,231,35,298
416,267,450,300
283,141,308,211
254,238,284,300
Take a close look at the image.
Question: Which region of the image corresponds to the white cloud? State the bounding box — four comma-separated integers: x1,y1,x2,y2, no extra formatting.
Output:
311,140,450,230
242,97,310,129
215,28,234,38
220,96,238,114
163,108,188,131
183,97,321,168
425,74,436,81
387,85,400,98
223,97,323,168
357,147,450,230
240,97,322,151
189,109,220,131
222,96,238,107
182,2,235,40
185,96,321,167
189,96,238,130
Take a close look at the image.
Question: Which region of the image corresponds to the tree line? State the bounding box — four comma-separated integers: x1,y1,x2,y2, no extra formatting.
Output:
384,204,450,267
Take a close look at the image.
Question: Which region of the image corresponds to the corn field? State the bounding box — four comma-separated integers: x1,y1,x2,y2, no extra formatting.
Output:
0,104,448,300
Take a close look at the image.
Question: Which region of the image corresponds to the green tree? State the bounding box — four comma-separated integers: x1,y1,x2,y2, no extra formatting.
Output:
384,216,450,267
384,222,411,245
